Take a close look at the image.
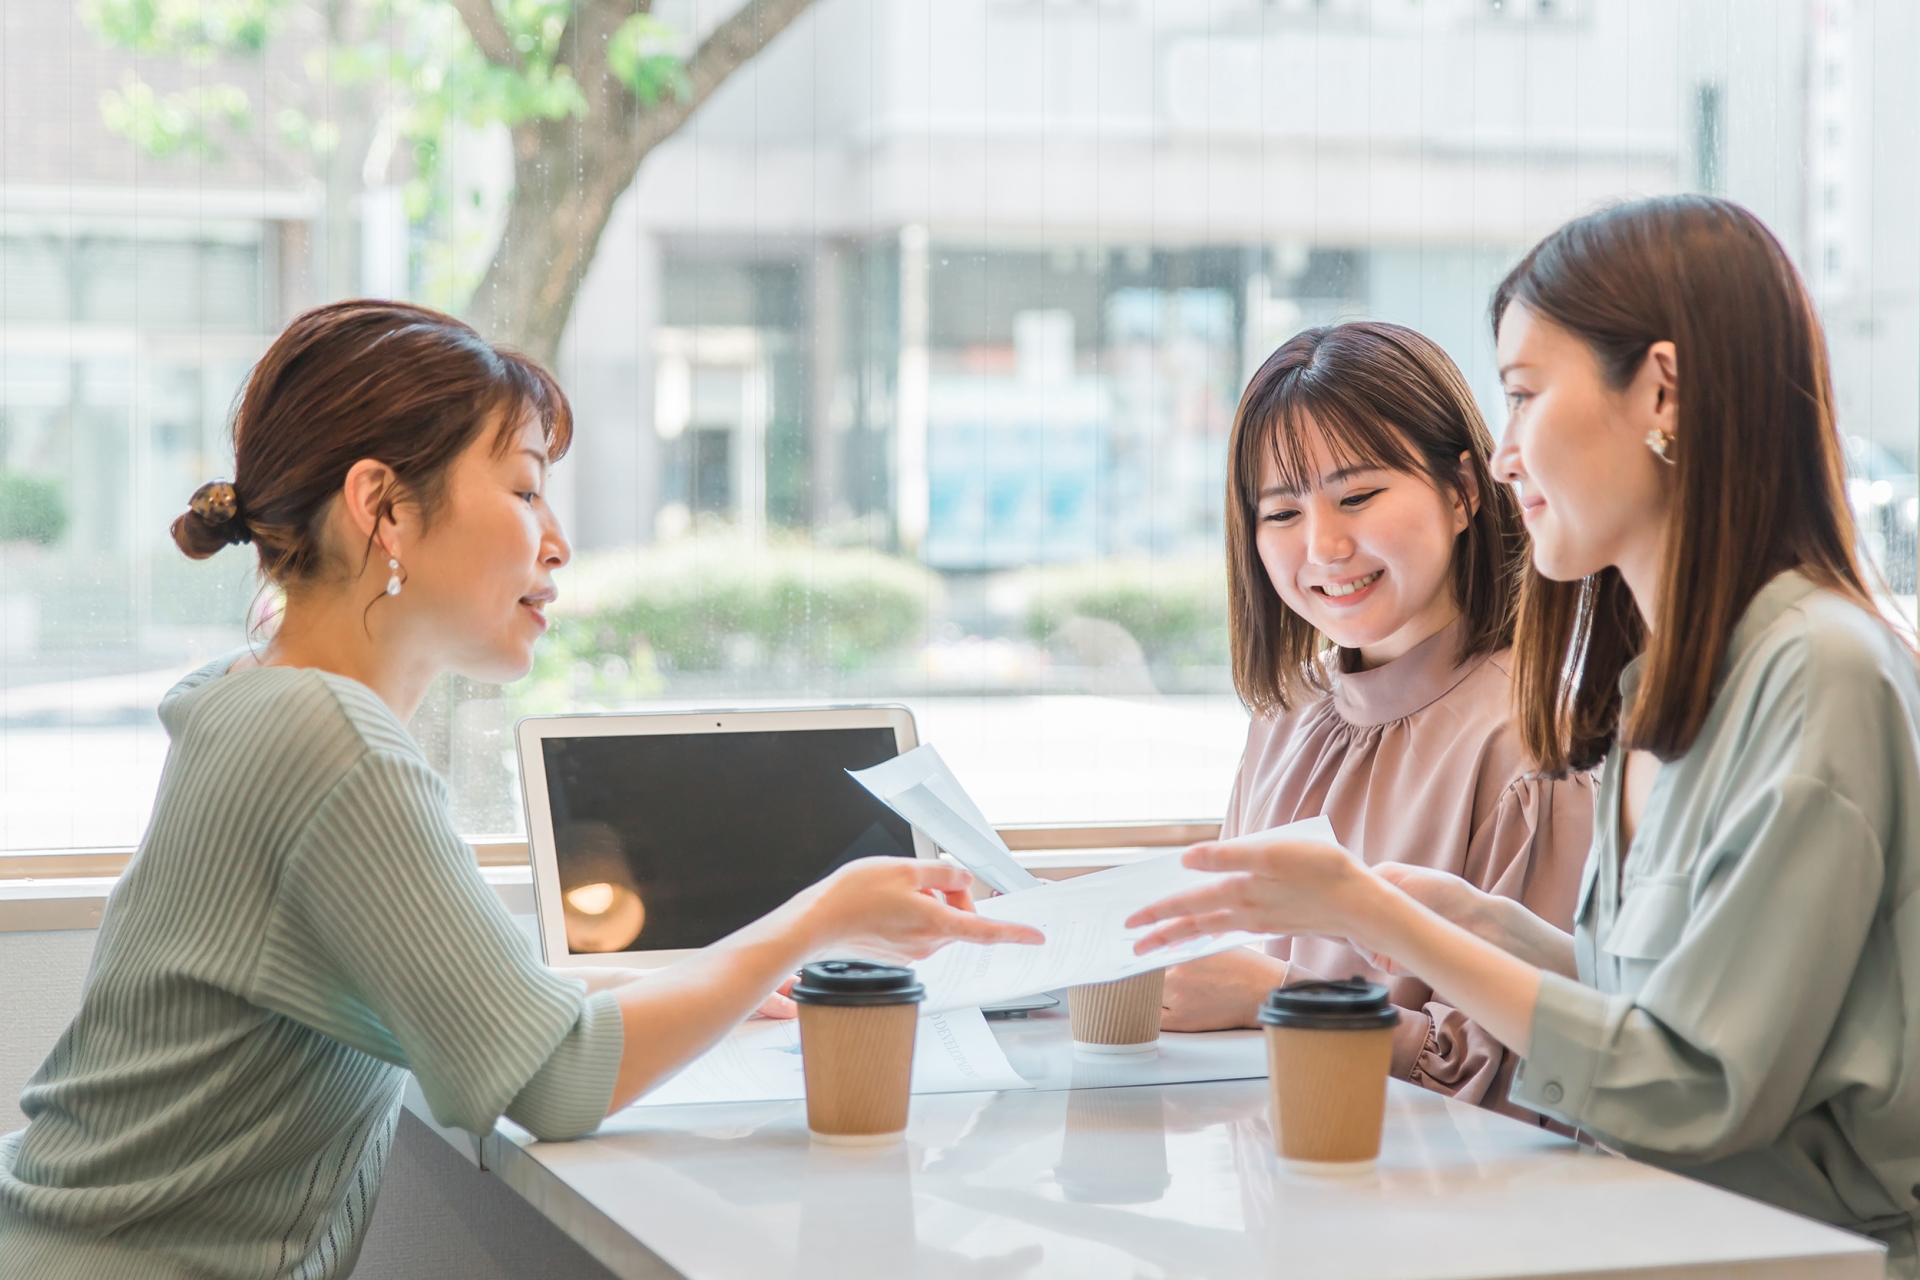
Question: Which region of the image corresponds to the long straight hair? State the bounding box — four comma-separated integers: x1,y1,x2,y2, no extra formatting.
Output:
1495,196,1874,774
1226,321,1524,714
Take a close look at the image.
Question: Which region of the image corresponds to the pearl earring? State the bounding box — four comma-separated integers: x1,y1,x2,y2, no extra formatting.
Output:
386,558,402,596
1645,428,1677,464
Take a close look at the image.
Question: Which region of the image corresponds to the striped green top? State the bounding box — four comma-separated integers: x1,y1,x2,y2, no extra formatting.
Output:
0,656,624,1280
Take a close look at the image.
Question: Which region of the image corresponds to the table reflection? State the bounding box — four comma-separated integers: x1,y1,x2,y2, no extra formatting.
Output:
1053,1087,1170,1205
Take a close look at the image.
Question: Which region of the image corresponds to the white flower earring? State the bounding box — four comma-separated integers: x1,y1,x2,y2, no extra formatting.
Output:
386,558,402,596
1645,428,1677,465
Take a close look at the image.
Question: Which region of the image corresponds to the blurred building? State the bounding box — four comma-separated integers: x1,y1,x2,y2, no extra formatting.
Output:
0,0,324,671
541,0,1917,588
6,0,1918,646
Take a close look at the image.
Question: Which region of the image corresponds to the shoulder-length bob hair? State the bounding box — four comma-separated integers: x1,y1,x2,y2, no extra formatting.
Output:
1227,321,1524,715
1495,195,1874,775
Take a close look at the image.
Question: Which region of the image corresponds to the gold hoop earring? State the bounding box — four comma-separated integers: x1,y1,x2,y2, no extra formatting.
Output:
1645,429,1677,465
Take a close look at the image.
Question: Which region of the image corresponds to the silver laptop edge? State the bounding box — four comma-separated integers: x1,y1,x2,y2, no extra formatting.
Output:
516,704,933,971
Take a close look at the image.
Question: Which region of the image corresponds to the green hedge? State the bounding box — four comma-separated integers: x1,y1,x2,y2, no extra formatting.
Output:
523,538,942,698
1020,558,1228,668
0,474,67,546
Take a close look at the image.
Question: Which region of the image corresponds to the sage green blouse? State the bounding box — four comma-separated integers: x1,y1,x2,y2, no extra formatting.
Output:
0,657,625,1280
1514,572,1920,1271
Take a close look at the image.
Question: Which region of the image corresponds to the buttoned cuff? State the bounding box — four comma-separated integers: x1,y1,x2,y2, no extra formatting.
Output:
1510,970,1614,1121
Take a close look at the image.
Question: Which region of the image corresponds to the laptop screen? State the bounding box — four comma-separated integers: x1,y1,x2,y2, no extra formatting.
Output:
537,727,916,955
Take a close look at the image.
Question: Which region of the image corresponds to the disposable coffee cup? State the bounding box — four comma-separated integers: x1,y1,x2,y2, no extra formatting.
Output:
791,960,925,1146
1259,978,1399,1174
1068,969,1165,1055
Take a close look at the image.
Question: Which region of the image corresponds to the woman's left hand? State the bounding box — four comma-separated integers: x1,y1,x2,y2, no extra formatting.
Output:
1125,836,1376,954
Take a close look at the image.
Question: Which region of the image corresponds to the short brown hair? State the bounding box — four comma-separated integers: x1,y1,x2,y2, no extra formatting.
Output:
1495,195,1874,774
171,300,572,581
1226,321,1524,715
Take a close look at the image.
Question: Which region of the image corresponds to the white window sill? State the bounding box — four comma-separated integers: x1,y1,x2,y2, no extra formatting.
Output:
0,840,1202,933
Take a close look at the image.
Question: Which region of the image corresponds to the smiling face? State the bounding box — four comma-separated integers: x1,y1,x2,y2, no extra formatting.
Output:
1490,301,1674,598
388,412,571,683
1254,420,1473,668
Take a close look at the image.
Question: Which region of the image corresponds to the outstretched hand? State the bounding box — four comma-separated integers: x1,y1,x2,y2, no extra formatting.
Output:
1124,835,1375,955
805,857,1045,964
1121,836,1548,1065
1372,862,1578,978
1372,862,1484,920
1349,864,1486,974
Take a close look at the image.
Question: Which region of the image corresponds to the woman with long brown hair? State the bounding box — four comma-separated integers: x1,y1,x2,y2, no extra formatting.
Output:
0,301,1038,1280
1130,196,1920,1270
1159,321,1592,1123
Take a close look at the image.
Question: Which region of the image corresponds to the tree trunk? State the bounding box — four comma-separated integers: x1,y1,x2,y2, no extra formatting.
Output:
459,0,818,367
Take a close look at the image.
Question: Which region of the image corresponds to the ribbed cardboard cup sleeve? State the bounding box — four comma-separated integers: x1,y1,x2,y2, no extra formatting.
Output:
1068,969,1165,1047
1264,1023,1395,1167
796,1002,919,1143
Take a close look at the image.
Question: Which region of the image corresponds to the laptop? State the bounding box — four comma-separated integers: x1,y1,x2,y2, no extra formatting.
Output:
516,705,934,971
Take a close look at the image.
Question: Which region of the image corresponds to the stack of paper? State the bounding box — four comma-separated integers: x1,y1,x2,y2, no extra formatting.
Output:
633,1007,1028,1108
852,745,1337,1015
907,819,1333,1014
849,745,1040,895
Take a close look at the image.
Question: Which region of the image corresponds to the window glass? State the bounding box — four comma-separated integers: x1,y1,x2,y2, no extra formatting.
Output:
4,0,1917,850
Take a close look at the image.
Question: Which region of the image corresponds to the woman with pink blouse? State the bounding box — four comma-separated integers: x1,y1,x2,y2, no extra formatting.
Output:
1161,320,1593,1120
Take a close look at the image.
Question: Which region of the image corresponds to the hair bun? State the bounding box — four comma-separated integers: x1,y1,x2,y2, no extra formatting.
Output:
171,480,252,559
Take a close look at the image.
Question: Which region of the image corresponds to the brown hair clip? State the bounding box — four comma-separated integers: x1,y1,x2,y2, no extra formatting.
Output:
188,481,251,544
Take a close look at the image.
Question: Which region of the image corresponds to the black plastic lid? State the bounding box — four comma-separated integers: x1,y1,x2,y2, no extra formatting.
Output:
790,960,927,1007
1257,977,1400,1031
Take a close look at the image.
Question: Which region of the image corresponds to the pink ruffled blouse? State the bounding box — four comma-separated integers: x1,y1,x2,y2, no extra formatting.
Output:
1223,621,1595,1120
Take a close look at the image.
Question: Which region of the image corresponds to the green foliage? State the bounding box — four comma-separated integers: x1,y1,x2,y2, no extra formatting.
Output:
82,0,279,62
517,538,940,704
608,14,689,107
1021,558,1228,668
332,0,592,136
83,0,679,151
81,0,688,301
82,0,276,157
0,474,69,547
99,79,252,158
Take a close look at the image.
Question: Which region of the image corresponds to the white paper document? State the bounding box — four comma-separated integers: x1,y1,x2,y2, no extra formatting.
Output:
910,815,1339,1015
848,745,1042,895
630,1006,1030,1108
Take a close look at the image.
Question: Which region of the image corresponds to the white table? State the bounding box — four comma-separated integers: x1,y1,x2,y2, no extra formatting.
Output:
411,1008,1886,1280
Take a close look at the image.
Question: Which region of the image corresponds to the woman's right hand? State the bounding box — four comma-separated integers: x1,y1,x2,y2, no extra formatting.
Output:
1353,865,1491,975
1371,864,1490,928
798,857,1044,964
1370,863,1576,978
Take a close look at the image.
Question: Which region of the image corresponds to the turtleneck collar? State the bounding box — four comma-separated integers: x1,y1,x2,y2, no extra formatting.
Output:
1329,618,1487,728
